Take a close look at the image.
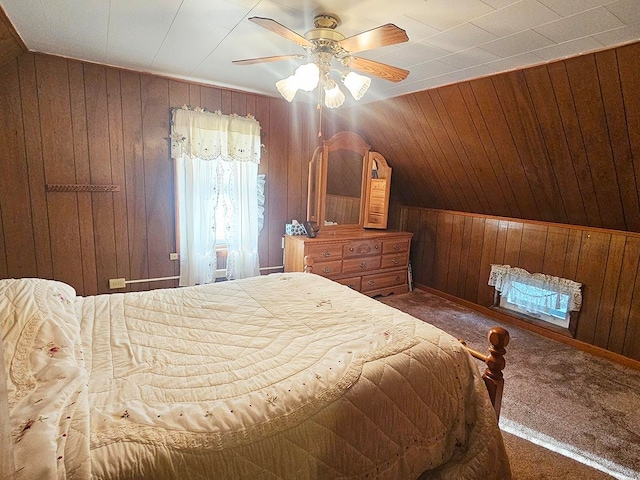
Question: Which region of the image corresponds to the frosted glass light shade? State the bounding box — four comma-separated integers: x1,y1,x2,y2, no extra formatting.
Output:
294,63,320,91
276,75,299,102
324,81,345,108
342,72,371,100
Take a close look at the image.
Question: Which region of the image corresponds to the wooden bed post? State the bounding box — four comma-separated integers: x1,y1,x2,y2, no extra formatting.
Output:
460,327,510,420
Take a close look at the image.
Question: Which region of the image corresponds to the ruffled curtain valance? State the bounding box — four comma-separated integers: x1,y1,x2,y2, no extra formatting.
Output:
488,264,583,311
171,107,261,163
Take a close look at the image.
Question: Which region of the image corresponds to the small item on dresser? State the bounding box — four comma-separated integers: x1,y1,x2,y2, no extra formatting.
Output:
303,221,318,238
285,220,307,236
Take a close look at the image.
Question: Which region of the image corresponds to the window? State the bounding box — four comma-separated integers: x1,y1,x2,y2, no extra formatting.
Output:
489,265,582,331
171,107,263,286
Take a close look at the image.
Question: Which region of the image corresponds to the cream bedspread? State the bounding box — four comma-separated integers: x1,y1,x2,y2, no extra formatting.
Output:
1,273,510,479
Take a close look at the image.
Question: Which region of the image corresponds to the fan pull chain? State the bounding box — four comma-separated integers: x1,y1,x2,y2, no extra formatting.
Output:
317,87,323,138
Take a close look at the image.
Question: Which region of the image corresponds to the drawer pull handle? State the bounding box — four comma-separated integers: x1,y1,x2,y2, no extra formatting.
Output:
392,258,399,265
323,251,331,257
322,267,330,273
375,244,379,249
359,261,367,269
396,275,401,281
367,280,376,286
393,244,400,250
349,247,354,252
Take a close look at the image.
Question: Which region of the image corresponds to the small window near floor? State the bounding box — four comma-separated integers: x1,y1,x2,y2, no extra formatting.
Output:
498,280,571,328
489,265,582,331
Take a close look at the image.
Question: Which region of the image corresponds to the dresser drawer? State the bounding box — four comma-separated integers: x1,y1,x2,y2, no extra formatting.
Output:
306,243,343,261
342,256,382,275
382,238,410,254
335,276,362,291
381,251,409,269
343,239,381,258
361,269,406,292
310,260,342,277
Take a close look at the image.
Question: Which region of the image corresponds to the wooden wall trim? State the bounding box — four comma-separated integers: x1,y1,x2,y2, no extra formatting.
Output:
416,284,640,372
407,206,640,240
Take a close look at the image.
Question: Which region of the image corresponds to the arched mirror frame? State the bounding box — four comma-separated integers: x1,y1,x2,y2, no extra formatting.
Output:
307,131,391,233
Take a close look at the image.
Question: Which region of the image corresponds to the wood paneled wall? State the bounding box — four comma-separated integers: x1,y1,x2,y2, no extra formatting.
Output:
401,207,640,362
0,53,319,295
335,41,640,234
0,6,25,67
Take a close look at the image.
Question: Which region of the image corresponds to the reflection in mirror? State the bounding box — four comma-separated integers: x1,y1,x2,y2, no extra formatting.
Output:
325,149,363,225
307,147,321,224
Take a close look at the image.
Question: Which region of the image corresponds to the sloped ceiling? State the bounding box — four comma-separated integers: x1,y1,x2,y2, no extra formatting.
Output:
333,40,640,233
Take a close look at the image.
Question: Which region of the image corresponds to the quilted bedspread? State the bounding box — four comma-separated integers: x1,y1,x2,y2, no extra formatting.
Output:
1,273,510,479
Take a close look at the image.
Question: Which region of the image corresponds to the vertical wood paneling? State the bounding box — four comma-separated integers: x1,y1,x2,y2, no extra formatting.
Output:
0,59,35,277
1,52,313,293
36,55,84,287
122,71,149,290
85,64,118,294
141,75,175,290
68,61,97,295
18,55,52,279
476,218,499,306
523,65,586,226
518,223,547,274
402,207,640,362
609,238,640,354
595,235,625,348
106,69,131,286
565,54,625,230
574,231,610,343
596,49,640,231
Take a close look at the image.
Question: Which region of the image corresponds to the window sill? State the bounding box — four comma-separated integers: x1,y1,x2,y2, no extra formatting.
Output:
490,306,574,338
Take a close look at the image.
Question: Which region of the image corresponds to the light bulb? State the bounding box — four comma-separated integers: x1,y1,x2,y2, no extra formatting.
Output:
276,75,299,102
294,63,320,91
342,71,371,100
324,81,345,108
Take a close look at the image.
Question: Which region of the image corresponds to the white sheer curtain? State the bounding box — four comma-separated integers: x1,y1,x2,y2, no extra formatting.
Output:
488,264,583,312
171,107,262,286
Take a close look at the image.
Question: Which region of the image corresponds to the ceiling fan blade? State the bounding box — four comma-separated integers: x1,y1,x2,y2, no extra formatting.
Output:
345,56,409,83
233,54,304,65
248,17,313,47
339,24,408,53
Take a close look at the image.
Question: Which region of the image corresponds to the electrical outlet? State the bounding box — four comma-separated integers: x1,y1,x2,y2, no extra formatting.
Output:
169,252,179,260
109,278,126,289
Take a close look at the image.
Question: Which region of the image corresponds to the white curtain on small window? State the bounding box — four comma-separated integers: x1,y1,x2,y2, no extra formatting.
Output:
171,107,262,286
488,264,583,311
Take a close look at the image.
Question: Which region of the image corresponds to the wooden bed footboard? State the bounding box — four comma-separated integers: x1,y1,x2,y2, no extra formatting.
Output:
460,327,510,420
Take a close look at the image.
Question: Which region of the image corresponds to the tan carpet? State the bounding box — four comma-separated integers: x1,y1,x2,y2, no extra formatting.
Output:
502,432,614,479
378,289,640,480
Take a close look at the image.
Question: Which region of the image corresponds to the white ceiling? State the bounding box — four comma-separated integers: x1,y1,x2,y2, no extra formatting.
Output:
1,0,639,105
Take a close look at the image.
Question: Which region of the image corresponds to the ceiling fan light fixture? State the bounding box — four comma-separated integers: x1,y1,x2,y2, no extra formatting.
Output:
294,63,320,91
276,75,299,102
342,71,371,101
323,80,345,108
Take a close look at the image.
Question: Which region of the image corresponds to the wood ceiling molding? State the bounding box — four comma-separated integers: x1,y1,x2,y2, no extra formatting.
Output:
0,5,27,67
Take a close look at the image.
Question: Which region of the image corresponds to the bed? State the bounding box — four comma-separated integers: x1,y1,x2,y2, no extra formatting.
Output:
1,272,511,479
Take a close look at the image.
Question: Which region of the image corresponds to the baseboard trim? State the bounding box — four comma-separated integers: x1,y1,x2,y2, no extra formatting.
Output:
415,283,640,372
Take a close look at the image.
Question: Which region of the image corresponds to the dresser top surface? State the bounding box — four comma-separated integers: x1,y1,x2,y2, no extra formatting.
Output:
286,230,412,244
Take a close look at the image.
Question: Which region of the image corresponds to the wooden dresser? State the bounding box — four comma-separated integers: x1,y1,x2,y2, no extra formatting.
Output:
284,230,413,297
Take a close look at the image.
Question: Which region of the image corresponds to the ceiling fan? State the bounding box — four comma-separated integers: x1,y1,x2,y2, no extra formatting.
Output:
232,14,410,106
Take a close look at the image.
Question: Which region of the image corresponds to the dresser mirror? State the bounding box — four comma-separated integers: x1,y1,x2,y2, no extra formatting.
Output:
307,131,391,232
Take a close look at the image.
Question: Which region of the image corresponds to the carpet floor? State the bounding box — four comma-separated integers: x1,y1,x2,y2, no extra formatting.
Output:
378,289,640,480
